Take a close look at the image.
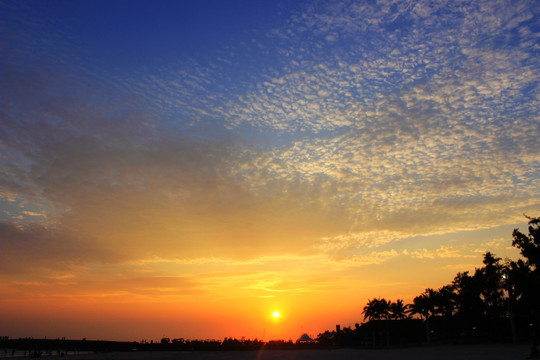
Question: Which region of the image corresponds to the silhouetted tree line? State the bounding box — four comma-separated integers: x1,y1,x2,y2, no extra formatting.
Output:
316,215,540,353
0,338,140,355
0,337,305,354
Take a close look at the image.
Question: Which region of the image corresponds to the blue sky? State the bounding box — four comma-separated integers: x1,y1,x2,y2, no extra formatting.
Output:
25,0,289,67
1,0,539,340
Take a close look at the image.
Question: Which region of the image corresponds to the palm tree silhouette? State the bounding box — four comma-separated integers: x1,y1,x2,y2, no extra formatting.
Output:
363,298,390,321
389,299,408,320
409,289,435,344
363,298,394,347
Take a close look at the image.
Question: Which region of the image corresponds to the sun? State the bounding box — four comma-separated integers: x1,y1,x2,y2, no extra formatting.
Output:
272,311,280,319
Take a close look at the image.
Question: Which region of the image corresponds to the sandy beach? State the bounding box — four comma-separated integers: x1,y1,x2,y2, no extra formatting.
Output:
37,344,532,360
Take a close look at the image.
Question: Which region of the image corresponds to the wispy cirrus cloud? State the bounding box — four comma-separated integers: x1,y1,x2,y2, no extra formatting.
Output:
403,246,473,260
337,249,400,266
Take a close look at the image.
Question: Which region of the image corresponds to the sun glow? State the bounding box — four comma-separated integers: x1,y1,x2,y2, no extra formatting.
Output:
272,311,280,319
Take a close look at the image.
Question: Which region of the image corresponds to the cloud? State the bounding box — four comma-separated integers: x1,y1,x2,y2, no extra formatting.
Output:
230,128,538,234
0,0,538,289
215,0,539,135
1,273,204,303
403,246,469,260
21,211,46,218
442,263,478,271
326,249,400,266
0,221,116,276
317,231,410,258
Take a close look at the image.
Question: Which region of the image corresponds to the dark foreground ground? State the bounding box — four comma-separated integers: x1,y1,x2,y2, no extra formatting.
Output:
17,344,532,360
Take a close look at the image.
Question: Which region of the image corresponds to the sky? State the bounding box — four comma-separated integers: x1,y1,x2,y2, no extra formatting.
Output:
1,0,539,342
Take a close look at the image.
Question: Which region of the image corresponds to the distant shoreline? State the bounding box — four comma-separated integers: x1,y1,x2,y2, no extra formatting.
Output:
0,344,535,360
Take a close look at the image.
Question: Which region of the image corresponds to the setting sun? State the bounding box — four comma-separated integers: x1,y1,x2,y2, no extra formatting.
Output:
272,311,280,319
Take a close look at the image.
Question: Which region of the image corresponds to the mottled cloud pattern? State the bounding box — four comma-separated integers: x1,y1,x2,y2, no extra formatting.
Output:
1,0,539,298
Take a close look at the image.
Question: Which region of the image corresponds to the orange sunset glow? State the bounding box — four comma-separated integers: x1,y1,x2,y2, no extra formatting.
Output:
1,0,539,343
